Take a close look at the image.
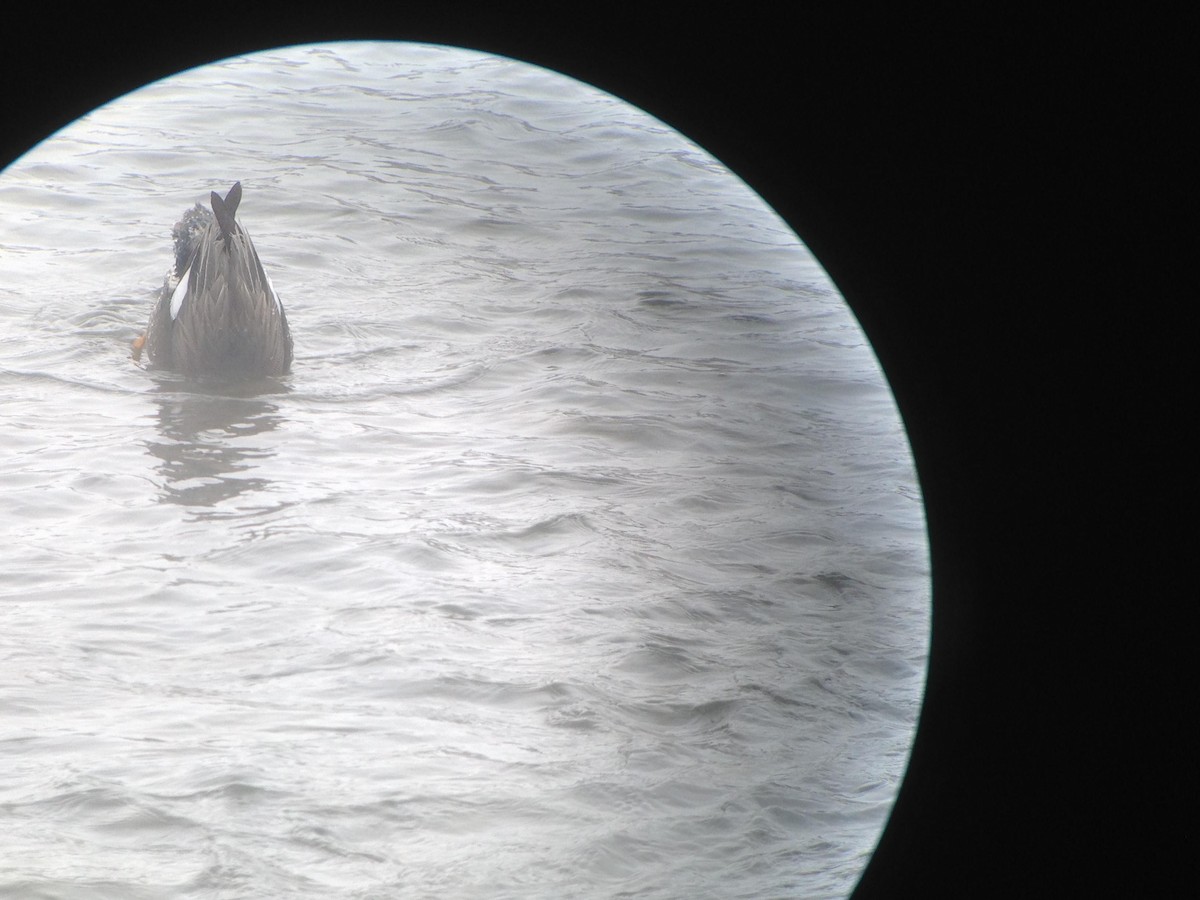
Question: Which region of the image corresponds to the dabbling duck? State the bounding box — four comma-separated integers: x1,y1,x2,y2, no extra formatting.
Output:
134,182,292,378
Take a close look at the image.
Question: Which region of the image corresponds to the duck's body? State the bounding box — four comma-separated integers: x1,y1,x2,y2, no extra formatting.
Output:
138,183,292,378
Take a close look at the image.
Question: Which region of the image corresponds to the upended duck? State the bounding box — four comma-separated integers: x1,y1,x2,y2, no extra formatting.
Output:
133,182,292,377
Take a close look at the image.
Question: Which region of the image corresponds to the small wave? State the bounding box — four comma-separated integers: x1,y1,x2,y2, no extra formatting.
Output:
373,674,587,713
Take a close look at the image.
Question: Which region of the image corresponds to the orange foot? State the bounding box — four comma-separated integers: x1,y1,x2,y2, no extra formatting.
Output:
131,332,146,361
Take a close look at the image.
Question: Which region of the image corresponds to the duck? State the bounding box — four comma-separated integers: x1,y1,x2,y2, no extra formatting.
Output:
133,182,292,378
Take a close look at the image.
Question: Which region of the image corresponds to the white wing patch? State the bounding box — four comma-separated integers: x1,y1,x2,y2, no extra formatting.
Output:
266,272,282,313
169,266,191,320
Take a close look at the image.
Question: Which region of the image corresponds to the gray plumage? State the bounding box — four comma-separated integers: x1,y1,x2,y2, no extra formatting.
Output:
142,182,292,378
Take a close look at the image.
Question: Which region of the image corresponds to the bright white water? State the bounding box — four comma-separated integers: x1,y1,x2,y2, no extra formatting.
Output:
0,42,928,899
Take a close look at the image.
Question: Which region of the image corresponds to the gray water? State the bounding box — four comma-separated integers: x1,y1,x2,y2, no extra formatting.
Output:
0,43,929,899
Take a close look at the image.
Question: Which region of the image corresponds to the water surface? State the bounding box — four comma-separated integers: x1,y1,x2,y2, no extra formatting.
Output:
0,42,928,899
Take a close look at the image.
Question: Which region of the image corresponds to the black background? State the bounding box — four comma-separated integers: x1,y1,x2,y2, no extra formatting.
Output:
2,7,1180,897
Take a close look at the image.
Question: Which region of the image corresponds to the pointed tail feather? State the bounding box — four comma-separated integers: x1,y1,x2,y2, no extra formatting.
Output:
210,182,242,238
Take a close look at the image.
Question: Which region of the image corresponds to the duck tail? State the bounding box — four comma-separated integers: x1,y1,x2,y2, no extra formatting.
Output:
210,182,243,238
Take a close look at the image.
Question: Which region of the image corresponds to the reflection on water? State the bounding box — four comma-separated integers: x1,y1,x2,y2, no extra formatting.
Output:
143,375,288,509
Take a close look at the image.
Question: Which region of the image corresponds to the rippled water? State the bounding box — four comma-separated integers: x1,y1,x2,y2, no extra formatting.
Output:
0,43,928,899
